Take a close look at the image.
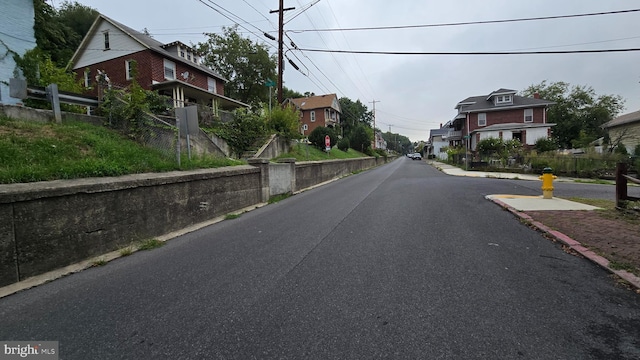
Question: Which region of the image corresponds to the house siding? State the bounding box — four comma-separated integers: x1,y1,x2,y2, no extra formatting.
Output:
74,19,145,70
0,0,36,105
468,107,546,133
609,124,640,152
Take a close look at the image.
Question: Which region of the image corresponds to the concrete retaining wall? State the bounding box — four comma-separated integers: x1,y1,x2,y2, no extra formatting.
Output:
0,155,395,287
0,166,261,287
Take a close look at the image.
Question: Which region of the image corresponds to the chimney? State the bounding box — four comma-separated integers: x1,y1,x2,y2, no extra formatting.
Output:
439,123,442,128
533,92,540,99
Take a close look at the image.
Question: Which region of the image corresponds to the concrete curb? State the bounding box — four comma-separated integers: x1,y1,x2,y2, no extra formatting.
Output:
488,197,640,291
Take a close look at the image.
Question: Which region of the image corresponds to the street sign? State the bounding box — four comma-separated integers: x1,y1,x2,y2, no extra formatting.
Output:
265,79,276,87
325,135,331,152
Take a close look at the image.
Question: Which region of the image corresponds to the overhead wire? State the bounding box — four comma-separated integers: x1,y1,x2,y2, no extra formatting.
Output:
289,8,640,33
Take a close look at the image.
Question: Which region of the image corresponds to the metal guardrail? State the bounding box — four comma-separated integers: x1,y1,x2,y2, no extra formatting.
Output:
26,85,99,107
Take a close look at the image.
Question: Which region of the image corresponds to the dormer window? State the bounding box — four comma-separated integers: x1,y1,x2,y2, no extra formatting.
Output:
495,95,512,105
180,50,185,58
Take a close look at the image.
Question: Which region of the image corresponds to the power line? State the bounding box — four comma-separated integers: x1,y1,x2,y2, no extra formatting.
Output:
298,47,640,56
289,8,640,33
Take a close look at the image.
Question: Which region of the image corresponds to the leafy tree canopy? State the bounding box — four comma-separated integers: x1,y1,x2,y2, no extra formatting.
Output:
339,97,373,139
521,81,624,149
197,26,277,107
308,126,338,150
380,131,411,153
33,0,98,67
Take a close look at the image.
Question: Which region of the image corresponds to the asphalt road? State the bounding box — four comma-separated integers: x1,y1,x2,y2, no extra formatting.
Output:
1,157,639,359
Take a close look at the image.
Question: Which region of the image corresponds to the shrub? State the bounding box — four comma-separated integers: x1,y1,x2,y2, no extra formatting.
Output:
477,137,503,154
308,126,337,150
337,137,350,151
535,138,558,153
614,144,628,155
267,104,301,140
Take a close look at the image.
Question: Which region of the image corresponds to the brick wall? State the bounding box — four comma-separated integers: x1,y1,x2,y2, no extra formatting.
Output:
468,107,547,133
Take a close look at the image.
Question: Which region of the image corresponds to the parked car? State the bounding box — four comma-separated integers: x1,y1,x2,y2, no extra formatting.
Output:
408,153,422,160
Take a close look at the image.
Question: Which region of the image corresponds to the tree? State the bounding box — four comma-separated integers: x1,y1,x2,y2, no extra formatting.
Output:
380,131,410,153
33,0,97,67
349,124,372,154
197,26,277,107
521,81,624,149
339,97,373,139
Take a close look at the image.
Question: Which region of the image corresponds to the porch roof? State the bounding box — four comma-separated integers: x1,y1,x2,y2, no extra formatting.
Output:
152,80,249,110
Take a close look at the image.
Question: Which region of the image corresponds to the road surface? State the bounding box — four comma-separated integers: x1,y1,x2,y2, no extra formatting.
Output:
1,158,639,359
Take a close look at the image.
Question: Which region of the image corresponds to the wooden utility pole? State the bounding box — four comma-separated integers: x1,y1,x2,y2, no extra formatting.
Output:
270,1,294,106
370,99,380,149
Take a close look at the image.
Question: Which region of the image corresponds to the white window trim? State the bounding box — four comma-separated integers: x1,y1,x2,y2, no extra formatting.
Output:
478,113,487,127
303,124,308,131
164,59,176,80
524,108,533,123
125,60,133,80
103,31,110,50
208,77,217,93
83,70,91,88
495,95,512,105
310,111,316,122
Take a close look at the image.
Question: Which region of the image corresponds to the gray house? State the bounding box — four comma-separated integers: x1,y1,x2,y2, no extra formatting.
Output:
602,109,640,153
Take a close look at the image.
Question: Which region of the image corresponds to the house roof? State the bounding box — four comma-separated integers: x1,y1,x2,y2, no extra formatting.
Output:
473,122,555,133
287,94,340,112
429,128,449,137
602,109,640,128
68,14,226,81
455,89,554,113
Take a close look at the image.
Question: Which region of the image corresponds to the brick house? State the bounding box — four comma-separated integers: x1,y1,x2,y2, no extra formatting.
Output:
442,88,555,151
68,14,247,115
286,94,341,137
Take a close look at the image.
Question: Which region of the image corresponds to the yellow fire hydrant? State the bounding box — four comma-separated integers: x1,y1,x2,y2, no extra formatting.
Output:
539,167,557,199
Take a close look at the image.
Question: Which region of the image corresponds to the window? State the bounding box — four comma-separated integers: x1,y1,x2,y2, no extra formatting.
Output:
187,53,191,61
125,60,134,80
310,111,316,122
478,113,486,126
303,124,308,131
163,59,175,80
208,77,217,93
103,31,110,50
180,50,185,58
83,70,91,88
524,108,533,122
495,95,512,105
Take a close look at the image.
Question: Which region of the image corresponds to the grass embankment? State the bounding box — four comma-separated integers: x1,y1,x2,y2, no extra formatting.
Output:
568,197,640,227
0,116,242,184
275,142,370,162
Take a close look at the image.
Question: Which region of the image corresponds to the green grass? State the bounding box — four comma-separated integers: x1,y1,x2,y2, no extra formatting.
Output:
274,143,369,162
609,260,637,273
574,179,615,185
137,238,164,250
0,116,243,184
225,213,241,220
268,193,291,204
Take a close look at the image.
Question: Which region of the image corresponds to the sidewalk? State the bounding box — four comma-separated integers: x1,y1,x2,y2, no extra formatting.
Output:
427,160,640,290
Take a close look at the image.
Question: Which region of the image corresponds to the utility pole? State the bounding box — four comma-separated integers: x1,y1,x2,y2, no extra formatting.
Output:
370,99,380,149
270,1,294,106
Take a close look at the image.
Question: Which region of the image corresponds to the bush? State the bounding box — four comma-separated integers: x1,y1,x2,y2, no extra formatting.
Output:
337,137,350,151
615,144,628,155
308,126,337,150
267,105,301,140
535,138,558,153
477,137,503,154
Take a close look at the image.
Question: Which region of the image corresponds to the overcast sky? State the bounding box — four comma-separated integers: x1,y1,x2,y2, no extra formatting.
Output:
65,0,640,142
